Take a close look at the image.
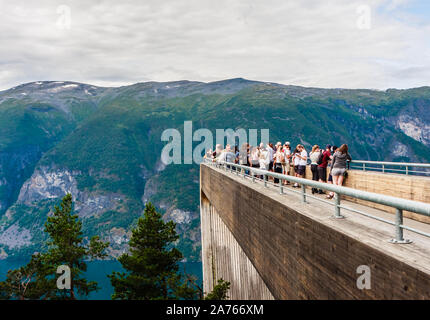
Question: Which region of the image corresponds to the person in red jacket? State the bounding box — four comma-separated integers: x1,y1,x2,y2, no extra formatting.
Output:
317,145,331,194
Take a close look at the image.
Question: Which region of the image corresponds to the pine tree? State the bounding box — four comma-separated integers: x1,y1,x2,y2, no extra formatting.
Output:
205,279,231,300
109,202,197,300
0,253,50,300
0,194,109,300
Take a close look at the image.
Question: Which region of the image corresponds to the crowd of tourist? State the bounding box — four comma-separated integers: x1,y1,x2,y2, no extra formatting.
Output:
204,141,352,199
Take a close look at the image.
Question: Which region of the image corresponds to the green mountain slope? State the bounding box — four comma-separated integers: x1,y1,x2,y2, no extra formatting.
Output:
0,79,430,261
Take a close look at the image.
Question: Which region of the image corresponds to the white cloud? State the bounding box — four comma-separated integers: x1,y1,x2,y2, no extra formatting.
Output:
0,0,429,90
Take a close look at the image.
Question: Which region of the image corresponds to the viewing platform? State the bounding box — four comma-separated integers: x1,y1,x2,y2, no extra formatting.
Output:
200,161,430,300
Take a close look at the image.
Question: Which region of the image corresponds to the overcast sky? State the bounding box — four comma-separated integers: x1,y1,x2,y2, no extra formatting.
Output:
0,0,429,90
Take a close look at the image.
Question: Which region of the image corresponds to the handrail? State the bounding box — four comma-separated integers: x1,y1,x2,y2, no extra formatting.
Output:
348,160,430,175
204,159,430,244
350,160,430,167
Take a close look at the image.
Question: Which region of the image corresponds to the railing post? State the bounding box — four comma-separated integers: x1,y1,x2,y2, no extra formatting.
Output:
363,163,366,172
279,178,283,194
382,164,385,173
405,166,409,175
301,185,306,203
252,171,255,183
264,174,267,187
333,193,345,219
389,209,412,244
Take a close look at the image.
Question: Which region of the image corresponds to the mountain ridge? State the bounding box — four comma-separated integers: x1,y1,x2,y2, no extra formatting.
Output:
3,77,430,93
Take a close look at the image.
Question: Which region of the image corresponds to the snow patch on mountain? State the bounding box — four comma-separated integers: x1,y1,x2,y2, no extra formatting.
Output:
46,84,79,93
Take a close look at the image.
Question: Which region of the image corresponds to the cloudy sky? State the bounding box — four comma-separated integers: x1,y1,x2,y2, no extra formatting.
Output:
0,0,429,90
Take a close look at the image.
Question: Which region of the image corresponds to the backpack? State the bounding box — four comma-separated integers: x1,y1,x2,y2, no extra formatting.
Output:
317,150,324,165
276,152,285,164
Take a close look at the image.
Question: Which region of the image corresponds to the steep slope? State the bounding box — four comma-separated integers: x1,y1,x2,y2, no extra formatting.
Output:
0,81,108,215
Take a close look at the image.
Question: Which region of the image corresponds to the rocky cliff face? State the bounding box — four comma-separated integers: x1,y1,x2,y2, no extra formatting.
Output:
0,146,42,214
0,166,129,259
17,167,122,218
396,115,430,147
0,163,201,260
18,167,79,204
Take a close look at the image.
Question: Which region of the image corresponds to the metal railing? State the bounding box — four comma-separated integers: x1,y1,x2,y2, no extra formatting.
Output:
348,160,430,176
204,159,430,244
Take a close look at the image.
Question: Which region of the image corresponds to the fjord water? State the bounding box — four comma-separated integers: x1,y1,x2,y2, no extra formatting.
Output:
0,259,202,300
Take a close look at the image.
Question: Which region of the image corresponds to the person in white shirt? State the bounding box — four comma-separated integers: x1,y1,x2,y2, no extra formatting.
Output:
309,145,321,194
273,145,285,184
282,142,291,179
214,144,223,160
299,145,308,166
216,147,226,163
292,145,307,187
292,145,301,187
298,145,308,177
249,146,260,168
293,146,301,168
266,143,274,165
258,144,269,171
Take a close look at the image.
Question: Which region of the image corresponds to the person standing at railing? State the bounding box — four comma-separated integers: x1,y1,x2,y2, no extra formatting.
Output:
317,145,331,194
292,145,301,187
273,145,285,184
267,143,275,173
224,145,236,164
298,144,308,177
327,144,352,199
204,148,213,161
327,145,338,186
239,143,248,166
239,143,249,175
214,144,223,160
215,144,234,166
258,144,270,181
249,145,260,169
282,142,292,185
215,145,226,164
293,145,308,187
309,145,321,194
234,145,240,164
